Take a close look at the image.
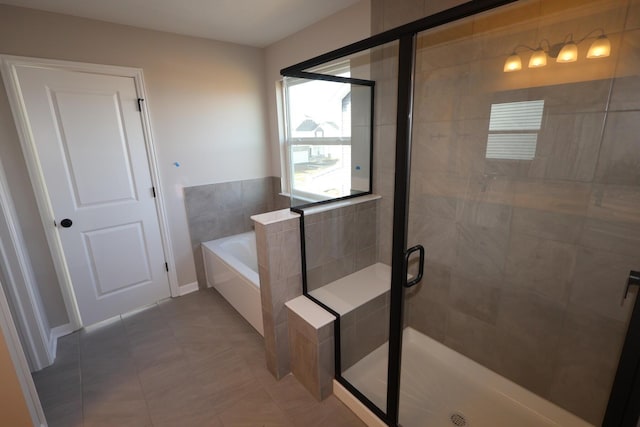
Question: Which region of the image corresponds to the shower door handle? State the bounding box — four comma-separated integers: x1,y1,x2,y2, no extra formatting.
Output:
404,245,425,288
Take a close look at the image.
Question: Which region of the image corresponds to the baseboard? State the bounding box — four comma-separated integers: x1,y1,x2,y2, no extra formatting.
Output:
178,281,199,296
333,380,386,427
47,323,75,363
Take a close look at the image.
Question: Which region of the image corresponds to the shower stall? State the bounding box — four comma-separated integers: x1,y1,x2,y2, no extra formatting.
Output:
281,0,640,426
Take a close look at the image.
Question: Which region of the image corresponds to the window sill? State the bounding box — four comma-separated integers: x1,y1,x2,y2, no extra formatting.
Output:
300,194,381,215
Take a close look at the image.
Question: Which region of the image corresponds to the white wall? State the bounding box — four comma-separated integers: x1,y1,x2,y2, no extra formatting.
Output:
0,4,270,326
264,0,372,178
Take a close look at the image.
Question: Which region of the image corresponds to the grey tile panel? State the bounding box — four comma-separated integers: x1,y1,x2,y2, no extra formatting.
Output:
184,176,287,288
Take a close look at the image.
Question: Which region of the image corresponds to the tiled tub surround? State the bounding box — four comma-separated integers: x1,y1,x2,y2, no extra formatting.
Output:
369,0,640,424
202,231,263,335
184,176,289,289
253,209,303,379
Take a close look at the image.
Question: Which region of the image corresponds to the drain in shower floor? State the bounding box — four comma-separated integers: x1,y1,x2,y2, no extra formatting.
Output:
450,412,468,426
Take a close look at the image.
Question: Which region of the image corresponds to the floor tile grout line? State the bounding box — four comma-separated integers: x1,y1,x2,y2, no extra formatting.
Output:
84,313,153,425
124,302,177,427
127,313,156,427
78,325,86,425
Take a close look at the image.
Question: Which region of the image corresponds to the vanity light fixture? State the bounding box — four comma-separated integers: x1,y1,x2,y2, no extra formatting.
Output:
504,53,522,72
528,48,547,68
556,40,578,63
587,35,612,58
504,29,611,72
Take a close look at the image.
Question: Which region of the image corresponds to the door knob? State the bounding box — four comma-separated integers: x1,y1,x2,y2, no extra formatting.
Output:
60,218,73,228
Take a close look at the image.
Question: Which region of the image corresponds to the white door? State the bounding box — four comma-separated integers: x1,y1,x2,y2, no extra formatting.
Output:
13,65,170,326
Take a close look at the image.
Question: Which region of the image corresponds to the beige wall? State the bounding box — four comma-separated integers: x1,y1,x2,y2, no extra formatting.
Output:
369,0,466,34
0,5,270,326
0,327,32,427
264,0,372,179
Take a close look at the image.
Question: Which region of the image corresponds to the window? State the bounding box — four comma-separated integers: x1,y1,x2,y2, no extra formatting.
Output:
486,100,544,160
283,69,352,203
279,60,373,207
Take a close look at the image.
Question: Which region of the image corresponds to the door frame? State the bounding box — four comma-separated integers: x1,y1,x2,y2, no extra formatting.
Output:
0,275,47,426
0,55,180,329
0,158,53,371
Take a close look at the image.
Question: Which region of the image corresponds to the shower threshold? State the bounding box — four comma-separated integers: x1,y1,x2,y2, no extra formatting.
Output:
342,327,593,427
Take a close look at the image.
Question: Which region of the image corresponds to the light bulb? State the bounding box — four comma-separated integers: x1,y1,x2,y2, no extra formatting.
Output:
557,42,578,63
504,53,522,72
528,49,547,68
587,35,611,58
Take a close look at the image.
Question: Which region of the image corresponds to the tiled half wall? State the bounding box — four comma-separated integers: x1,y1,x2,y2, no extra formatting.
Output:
253,210,303,379
252,197,380,381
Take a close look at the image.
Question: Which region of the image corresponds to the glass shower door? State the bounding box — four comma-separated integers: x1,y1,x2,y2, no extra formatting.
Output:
335,41,399,419
400,0,640,426
283,41,401,422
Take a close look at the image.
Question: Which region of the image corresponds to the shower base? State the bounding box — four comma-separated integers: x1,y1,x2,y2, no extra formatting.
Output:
342,327,592,427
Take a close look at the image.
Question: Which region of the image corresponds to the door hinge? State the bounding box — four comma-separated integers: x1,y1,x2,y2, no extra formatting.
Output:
165,262,169,272
152,186,156,198
137,98,144,112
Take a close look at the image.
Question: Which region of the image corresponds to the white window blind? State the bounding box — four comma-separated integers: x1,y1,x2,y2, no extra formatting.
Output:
486,100,544,160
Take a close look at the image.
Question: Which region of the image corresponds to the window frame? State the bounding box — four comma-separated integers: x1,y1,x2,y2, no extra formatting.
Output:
281,62,354,200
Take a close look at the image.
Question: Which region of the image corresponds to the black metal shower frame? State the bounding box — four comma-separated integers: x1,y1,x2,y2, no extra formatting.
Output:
282,1,640,426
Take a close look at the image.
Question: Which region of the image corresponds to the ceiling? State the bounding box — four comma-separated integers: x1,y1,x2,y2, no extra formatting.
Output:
0,0,360,47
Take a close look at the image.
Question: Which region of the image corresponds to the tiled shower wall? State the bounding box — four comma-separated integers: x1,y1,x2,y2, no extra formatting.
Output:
304,199,379,292
184,177,289,288
340,291,390,371
371,0,640,424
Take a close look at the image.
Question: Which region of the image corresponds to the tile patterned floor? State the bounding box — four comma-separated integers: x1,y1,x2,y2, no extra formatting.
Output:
32,289,366,427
